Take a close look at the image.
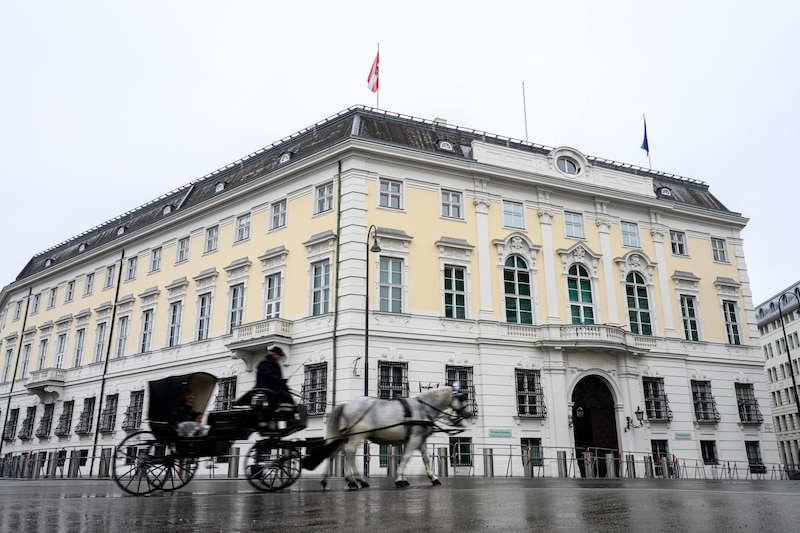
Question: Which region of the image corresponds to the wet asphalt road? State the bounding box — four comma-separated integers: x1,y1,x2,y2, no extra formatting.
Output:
2,476,800,533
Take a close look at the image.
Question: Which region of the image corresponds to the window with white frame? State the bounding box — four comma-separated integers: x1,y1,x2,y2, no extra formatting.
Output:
48,287,58,308
379,179,402,209
13,301,22,320
502,200,524,228
621,222,640,247
680,295,700,341
446,365,478,418
176,237,190,263
2,348,12,382
302,363,327,415
564,211,585,238
55,333,67,368
115,316,129,357
93,322,107,363
73,328,86,367
735,383,763,423
444,265,466,319
36,403,54,438
568,264,594,324
378,361,409,399
229,283,245,333
670,231,687,255
197,293,212,340
167,302,182,348
125,257,138,280
37,339,48,371
270,201,287,230
20,343,31,377
625,272,652,335
643,377,672,421
723,300,742,345
691,380,719,422
65,281,75,302
20,409,34,441
745,441,762,465
503,256,533,324
32,293,41,313
205,225,219,253
441,190,463,219
140,309,154,352
515,369,546,418
2,408,19,440
99,394,118,433
54,400,74,436
149,248,162,272
711,238,728,263
316,182,334,214
701,440,718,465
235,213,252,241
121,390,145,430
75,397,96,434
311,261,331,316
379,257,403,313
213,377,237,410
104,266,116,288
265,274,282,318
84,273,94,295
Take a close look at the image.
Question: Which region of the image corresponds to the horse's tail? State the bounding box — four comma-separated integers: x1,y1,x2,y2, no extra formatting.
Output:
302,404,347,471
325,403,347,441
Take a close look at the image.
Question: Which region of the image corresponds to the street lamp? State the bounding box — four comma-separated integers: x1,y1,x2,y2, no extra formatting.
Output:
625,406,645,431
774,289,800,424
364,225,381,477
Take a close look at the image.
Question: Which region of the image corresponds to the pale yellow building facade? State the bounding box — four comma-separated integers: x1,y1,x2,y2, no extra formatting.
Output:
0,107,778,478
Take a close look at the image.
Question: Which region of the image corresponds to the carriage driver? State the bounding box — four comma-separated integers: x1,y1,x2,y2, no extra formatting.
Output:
256,346,296,418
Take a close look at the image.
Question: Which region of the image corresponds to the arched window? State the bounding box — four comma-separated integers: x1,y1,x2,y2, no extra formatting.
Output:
504,256,533,324
568,264,594,324
625,272,652,335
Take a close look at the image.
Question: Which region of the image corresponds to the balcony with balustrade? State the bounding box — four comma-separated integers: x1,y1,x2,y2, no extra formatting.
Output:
25,368,67,401
226,318,293,370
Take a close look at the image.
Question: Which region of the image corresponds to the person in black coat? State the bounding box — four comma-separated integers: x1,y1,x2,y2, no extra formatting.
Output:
256,346,294,409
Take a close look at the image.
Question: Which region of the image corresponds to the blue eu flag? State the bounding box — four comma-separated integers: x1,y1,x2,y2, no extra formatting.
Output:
641,117,649,155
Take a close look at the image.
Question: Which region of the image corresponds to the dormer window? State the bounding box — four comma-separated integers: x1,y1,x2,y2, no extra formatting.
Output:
657,186,673,198
116,226,126,236
78,243,87,252
279,152,293,165
436,140,454,152
557,157,580,175
215,182,226,193
45,258,53,267
163,205,172,215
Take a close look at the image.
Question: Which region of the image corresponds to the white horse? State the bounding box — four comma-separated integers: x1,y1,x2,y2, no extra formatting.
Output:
307,386,468,489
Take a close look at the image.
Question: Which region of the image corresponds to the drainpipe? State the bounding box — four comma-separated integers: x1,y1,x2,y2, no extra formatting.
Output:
89,249,125,475
0,287,32,461
331,160,344,407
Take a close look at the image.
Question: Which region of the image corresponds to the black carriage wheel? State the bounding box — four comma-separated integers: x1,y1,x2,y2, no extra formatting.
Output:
158,453,197,492
113,431,173,496
245,443,302,492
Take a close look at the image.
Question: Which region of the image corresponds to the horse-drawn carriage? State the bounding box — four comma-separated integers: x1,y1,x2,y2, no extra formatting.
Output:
112,371,318,495
112,371,469,495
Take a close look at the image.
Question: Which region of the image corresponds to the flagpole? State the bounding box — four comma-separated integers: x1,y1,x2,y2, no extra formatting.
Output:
522,82,529,142
641,114,652,169
376,43,380,110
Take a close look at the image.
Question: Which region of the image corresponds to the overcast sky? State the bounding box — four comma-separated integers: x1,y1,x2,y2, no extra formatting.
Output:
2,1,798,306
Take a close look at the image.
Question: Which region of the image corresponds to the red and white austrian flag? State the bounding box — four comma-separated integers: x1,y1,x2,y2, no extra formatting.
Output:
367,52,379,93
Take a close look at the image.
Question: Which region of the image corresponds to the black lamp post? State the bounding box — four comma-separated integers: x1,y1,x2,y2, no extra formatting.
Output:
775,289,800,429
364,225,381,477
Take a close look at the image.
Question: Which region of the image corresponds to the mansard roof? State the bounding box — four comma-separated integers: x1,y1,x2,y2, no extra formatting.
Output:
13,105,733,282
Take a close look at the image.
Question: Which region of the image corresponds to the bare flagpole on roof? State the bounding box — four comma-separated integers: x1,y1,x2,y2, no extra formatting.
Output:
522,82,529,142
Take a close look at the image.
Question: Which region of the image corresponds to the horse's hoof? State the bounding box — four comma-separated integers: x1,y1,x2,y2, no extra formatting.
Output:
431,479,442,486
395,479,410,487
347,481,359,489
359,481,370,488
321,479,328,490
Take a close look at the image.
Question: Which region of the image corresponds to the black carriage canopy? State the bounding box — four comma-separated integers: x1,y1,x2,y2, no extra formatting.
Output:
147,372,218,423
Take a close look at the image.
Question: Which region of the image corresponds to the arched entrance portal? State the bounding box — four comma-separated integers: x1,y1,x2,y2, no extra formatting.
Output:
571,375,619,477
